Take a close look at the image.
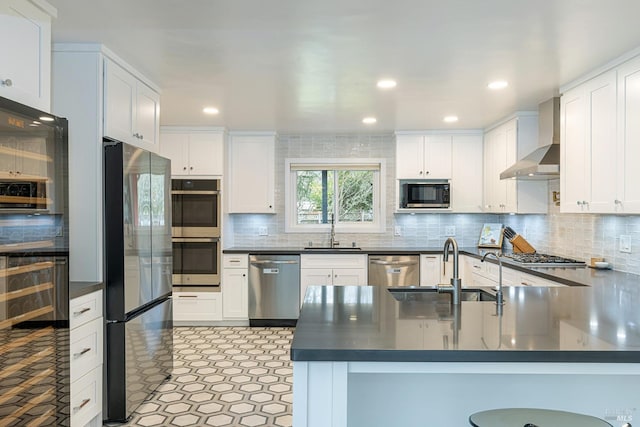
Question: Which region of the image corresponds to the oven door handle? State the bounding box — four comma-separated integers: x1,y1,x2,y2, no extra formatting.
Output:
171,190,219,195
172,238,218,243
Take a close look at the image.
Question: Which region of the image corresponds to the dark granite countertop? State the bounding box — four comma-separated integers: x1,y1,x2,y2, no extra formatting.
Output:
70,281,103,299
291,284,640,363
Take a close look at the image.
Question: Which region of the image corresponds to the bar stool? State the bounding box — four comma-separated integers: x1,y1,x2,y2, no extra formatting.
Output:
469,408,613,427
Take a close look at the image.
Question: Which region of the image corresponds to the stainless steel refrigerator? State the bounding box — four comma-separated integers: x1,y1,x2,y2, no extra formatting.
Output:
103,139,173,422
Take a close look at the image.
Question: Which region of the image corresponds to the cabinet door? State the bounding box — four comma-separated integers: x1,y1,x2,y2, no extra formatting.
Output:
423,135,452,179
560,86,588,213
0,0,51,111
104,59,136,143
300,268,333,306
618,58,640,212
420,255,440,287
587,71,617,213
483,126,507,212
135,82,160,147
332,268,366,286
451,135,482,212
503,119,518,212
396,135,424,179
228,135,275,213
222,268,248,318
189,132,224,176
159,132,188,175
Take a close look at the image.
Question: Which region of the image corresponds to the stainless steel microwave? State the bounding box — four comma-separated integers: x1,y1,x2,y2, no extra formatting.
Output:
400,180,450,208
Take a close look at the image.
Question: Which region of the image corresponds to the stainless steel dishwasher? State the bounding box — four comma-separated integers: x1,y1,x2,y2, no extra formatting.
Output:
368,255,420,287
248,254,300,326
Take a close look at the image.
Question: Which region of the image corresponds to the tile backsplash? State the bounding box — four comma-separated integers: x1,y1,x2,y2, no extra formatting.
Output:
227,133,640,275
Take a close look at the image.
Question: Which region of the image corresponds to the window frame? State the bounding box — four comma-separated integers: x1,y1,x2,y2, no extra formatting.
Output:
284,158,386,233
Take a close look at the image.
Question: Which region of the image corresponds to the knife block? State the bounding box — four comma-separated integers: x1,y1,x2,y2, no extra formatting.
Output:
510,235,536,254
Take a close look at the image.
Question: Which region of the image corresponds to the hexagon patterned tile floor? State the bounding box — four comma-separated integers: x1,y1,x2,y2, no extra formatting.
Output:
118,327,294,427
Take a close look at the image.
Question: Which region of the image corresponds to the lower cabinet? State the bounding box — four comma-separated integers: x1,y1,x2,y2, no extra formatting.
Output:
300,254,367,306
173,291,222,322
222,254,249,319
461,255,565,288
69,289,103,427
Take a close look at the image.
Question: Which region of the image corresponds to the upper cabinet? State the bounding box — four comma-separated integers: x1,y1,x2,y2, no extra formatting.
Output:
160,128,224,177
227,132,275,214
396,134,452,179
560,71,617,213
0,0,55,111
483,116,547,214
104,58,160,150
560,56,640,214
616,57,640,212
450,134,483,212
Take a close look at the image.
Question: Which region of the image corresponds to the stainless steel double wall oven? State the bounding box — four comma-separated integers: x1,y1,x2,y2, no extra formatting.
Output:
171,179,221,287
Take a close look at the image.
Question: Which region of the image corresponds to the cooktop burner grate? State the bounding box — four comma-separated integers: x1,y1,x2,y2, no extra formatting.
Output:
502,253,586,267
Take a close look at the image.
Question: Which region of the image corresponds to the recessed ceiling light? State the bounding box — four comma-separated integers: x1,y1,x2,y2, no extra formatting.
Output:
39,116,54,122
203,107,219,114
488,80,509,90
376,79,397,89
362,117,377,124
443,116,458,123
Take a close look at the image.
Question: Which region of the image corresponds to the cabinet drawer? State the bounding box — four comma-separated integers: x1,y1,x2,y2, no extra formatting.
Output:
174,293,222,321
70,317,103,383
70,290,103,329
70,365,102,427
223,254,248,269
301,254,367,269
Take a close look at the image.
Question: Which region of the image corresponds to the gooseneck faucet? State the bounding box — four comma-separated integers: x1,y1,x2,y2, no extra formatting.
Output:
438,237,462,305
481,251,505,308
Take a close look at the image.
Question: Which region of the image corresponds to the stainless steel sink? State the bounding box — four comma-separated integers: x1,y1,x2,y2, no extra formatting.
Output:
388,287,496,302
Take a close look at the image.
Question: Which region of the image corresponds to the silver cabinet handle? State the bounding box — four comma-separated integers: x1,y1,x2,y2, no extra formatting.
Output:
178,295,198,298
1,79,12,87
425,171,430,175
73,307,91,317
521,281,532,286
183,166,187,170
74,398,91,412
73,347,92,359
172,237,217,242
615,199,622,205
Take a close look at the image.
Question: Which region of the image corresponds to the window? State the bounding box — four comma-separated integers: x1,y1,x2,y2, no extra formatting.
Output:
285,159,385,232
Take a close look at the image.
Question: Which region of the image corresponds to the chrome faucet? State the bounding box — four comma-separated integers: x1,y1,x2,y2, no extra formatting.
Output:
481,251,505,308
438,237,462,305
330,214,339,247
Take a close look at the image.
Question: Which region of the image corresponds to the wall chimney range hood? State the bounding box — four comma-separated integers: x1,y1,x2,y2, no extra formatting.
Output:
500,97,560,180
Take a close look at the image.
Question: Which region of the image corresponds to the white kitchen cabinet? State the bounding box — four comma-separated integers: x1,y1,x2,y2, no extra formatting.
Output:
450,134,483,212
483,115,547,214
517,271,565,287
104,58,160,150
0,0,55,111
69,289,103,427
222,254,249,319
173,291,222,323
52,44,162,282
616,57,640,213
420,254,441,287
561,70,617,213
227,133,275,213
300,254,367,306
396,133,452,179
160,128,224,176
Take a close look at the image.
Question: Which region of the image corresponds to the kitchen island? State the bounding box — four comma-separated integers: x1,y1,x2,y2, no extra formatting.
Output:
291,284,640,427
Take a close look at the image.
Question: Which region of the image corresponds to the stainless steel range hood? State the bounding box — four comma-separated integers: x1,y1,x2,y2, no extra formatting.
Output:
500,97,560,180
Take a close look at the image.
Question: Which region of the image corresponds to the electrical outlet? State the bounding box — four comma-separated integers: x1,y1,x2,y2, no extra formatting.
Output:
55,226,63,237
620,235,632,253
258,226,268,236
394,226,402,236
444,226,456,236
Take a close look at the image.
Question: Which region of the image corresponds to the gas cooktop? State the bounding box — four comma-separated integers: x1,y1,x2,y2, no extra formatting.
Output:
502,253,586,267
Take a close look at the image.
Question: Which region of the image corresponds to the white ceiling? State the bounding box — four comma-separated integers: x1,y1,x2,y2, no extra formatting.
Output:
48,0,640,132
